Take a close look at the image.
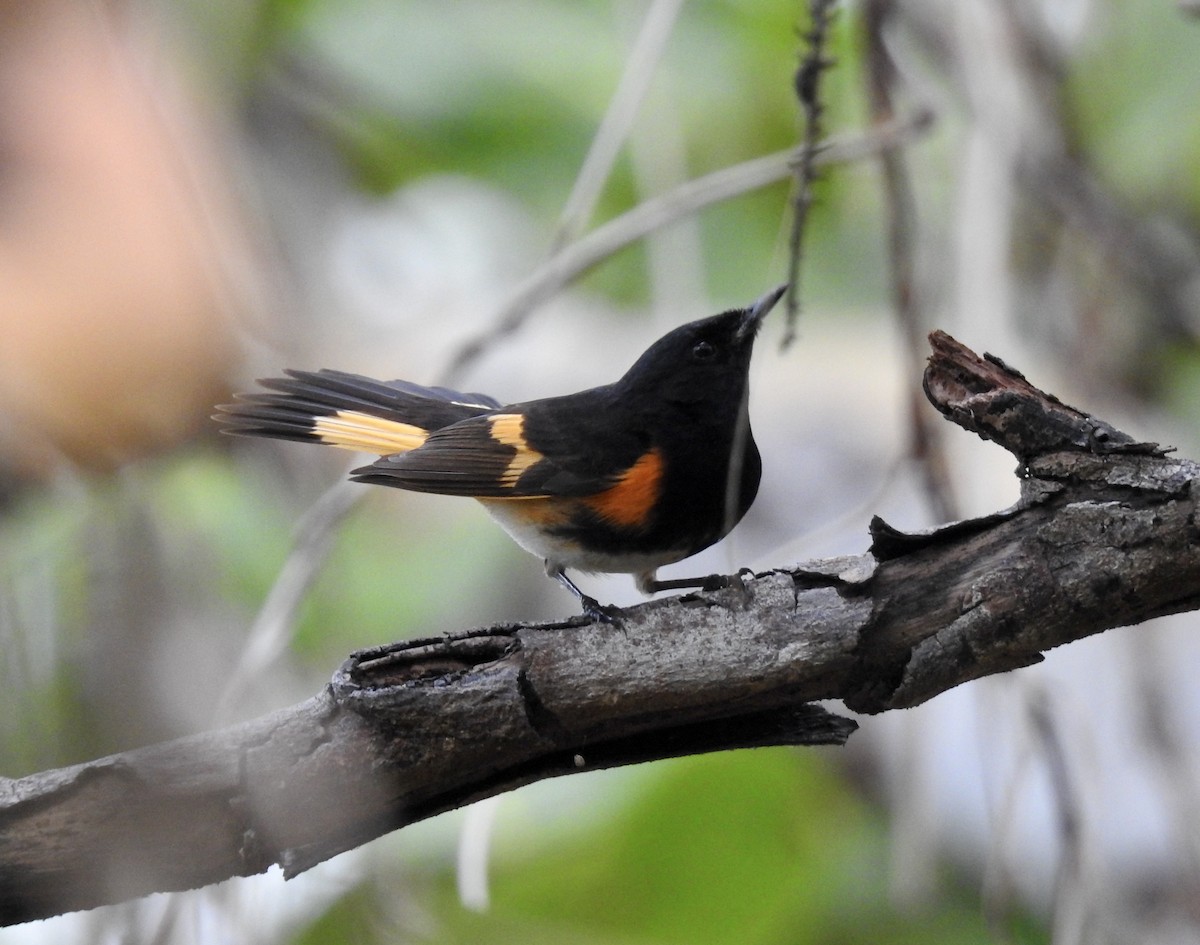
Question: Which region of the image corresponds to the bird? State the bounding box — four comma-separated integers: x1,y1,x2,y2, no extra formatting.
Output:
216,284,785,618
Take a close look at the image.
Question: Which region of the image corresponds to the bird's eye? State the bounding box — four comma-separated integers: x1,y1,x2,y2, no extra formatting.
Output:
691,341,716,361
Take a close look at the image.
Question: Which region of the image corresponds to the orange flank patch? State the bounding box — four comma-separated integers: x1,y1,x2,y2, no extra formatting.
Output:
313,411,428,454
489,413,545,487
583,448,663,529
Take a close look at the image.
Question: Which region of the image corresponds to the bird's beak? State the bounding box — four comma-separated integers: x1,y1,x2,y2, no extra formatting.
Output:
737,283,789,341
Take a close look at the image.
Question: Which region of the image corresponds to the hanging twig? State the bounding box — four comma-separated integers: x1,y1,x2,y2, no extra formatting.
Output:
780,0,839,350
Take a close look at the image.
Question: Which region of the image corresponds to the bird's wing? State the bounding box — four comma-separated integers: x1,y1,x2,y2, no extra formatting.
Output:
349,410,621,497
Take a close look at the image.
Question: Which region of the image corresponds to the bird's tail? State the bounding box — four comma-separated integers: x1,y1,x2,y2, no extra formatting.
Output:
215,369,500,456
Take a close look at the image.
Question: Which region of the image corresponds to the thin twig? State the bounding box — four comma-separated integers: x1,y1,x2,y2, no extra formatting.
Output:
979,684,1032,944
781,0,839,350
1028,690,1092,945
1128,632,1200,890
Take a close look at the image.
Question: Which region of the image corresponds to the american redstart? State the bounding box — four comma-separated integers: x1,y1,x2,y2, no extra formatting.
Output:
217,284,785,617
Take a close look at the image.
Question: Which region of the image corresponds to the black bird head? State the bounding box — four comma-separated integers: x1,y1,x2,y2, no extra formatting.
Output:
617,284,787,406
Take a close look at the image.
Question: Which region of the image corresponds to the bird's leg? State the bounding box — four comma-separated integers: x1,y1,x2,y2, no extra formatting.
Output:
548,565,619,623
637,568,755,595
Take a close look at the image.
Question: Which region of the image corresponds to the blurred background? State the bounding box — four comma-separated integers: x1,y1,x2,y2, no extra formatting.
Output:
2,0,1200,942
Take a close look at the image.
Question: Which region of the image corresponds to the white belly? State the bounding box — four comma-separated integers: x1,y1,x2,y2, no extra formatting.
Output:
478,500,687,577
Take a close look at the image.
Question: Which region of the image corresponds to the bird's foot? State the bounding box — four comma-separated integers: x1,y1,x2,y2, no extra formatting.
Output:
578,593,621,624
551,566,622,624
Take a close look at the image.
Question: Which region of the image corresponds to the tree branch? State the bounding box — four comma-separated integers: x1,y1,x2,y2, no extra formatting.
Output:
4,332,1198,925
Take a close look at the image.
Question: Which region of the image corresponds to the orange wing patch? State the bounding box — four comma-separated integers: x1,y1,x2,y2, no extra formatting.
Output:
583,448,663,529
312,411,428,454
489,414,546,488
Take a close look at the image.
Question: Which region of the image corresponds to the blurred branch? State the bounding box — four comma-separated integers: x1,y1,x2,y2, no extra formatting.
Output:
212,478,362,723
551,0,684,249
1028,691,1093,945
862,0,958,522
440,110,933,384
7,331,1200,925
894,0,1200,389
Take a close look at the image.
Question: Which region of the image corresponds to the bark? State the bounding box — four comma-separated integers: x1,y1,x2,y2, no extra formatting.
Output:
2,331,1196,925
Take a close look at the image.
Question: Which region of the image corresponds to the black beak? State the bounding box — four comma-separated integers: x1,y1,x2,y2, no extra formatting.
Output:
736,283,788,341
